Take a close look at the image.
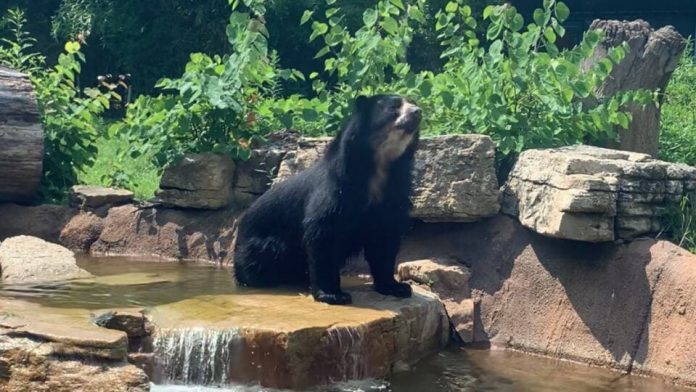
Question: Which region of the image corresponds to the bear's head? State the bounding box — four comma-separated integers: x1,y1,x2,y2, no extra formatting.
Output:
353,94,422,163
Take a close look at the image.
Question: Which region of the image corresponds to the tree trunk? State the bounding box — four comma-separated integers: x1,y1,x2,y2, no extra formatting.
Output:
582,19,685,157
0,66,43,203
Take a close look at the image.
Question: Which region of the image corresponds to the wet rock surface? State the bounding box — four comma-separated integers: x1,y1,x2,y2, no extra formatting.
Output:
503,145,696,241
149,283,449,389
0,264,447,390
0,236,92,284
92,308,152,338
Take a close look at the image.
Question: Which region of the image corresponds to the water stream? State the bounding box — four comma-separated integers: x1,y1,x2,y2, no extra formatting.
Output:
0,257,690,392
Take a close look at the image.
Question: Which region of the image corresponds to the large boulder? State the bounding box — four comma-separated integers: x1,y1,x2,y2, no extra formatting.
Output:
398,215,696,388
503,145,696,242
156,153,235,209
0,236,91,284
274,135,500,222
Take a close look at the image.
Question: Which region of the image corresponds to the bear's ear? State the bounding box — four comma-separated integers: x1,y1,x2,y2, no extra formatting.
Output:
354,95,369,111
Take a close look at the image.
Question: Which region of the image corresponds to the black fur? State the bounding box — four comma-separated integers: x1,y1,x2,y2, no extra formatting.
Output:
233,95,421,305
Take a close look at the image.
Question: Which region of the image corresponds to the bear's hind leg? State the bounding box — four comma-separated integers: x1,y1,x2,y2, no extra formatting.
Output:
234,236,297,287
304,229,352,305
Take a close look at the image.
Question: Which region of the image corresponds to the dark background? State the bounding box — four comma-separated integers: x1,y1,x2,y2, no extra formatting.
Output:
1,0,694,97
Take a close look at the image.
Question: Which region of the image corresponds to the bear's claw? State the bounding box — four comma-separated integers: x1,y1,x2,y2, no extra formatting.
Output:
313,290,353,305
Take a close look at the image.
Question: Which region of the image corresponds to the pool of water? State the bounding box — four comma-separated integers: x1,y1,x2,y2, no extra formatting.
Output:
153,348,691,392
1,257,690,392
0,256,244,309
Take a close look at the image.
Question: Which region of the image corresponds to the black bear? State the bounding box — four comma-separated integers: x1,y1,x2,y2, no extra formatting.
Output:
233,94,421,305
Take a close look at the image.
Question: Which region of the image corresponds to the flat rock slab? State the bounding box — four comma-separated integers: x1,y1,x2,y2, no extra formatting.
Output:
503,145,696,241
0,297,149,391
70,185,134,209
0,298,148,391
274,135,500,222
0,235,92,284
149,284,449,389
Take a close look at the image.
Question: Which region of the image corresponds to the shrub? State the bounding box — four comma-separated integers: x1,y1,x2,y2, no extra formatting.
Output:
659,43,696,166
261,0,653,173
110,2,298,172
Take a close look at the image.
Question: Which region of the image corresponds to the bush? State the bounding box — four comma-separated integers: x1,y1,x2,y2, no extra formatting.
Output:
110,3,296,173
659,44,696,166
260,0,653,173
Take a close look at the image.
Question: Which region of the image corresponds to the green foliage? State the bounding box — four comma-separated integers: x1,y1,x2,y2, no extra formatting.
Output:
109,5,297,172
78,132,160,200
50,0,103,42
659,44,696,166
425,0,654,163
33,41,114,202
662,194,696,253
0,8,45,73
260,0,654,167
259,0,428,134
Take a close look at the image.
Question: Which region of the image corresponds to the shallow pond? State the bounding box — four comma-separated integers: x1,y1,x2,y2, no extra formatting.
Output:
1,257,690,392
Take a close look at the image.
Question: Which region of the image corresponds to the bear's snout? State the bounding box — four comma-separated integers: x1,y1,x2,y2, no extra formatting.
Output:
395,101,422,132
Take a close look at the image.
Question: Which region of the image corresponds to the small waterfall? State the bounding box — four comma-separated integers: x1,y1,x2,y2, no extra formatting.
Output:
326,325,369,382
153,327,242,385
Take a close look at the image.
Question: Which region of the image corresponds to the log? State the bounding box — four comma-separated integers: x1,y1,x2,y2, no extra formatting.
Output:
582,19,685,156
0,66,43,203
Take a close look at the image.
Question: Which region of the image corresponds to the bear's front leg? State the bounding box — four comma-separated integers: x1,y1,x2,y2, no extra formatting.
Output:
303,226,352,305
364,227,412,298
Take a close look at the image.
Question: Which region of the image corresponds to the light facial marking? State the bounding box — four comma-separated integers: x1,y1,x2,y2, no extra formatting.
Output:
368,99,419,204
394,101,420,128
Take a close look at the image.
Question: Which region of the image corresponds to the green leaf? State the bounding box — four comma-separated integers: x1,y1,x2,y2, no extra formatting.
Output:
408,6,425,23
445,2,458,13
441,90,454,107
483,5,495,19
511,14,524,31
381,16,399,35
532,9,545,26
617,112,630,129
314,46,330,59
64,41,80,54
544,27,556,43
390,0,405,10
555,2,570,22
363,9,378,27
300,10,313,25
325,7,339,18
